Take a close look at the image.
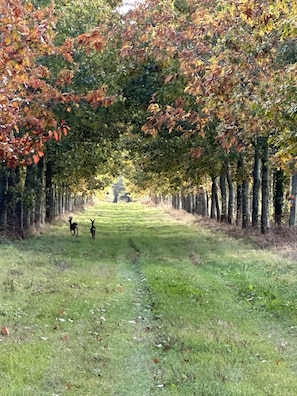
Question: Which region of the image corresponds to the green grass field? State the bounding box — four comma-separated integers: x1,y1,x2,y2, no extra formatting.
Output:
1,201,297,395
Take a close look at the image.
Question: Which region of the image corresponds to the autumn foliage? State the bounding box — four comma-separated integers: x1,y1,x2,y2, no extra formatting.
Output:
0,0,114,167
119,0,297,167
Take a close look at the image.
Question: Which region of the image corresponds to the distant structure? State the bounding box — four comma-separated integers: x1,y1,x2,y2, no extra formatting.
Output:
112,177,132,203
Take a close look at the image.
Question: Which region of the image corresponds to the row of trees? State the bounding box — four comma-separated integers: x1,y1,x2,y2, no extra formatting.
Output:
1,0,297,235
115,0,297,232
0,0,123,235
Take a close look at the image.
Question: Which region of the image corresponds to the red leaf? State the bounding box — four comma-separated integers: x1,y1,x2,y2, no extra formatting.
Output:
33,154,40,164
1,326,9,336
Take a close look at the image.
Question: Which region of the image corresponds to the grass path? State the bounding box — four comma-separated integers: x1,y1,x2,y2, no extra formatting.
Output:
1,202,297,395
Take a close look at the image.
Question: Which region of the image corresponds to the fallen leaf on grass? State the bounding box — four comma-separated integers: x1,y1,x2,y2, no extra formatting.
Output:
152,357,160,363
1,326,9,336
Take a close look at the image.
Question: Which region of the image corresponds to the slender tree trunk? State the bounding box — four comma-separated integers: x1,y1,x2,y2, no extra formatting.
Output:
189,193,194,213
211,176,220,220
289,173,297,227
274,169,284,227
45,160,55,222
252,139,261,227
172,195,177,209
23,164,37,230
0,164,8,228
7,167,23,236
236,155,244,226
226,164,234,224
196,188,208,216
236,183,242,226
242,179,250,228
15,167,23,236
220,172,227,222
261,137,269,234
35,157,45,227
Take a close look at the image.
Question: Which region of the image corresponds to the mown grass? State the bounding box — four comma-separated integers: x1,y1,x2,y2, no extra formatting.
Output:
1,201,297,395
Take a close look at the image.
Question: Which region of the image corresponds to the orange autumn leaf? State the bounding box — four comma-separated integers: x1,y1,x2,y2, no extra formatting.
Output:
33,154,40,164
54,131,60,141
1,326,9,336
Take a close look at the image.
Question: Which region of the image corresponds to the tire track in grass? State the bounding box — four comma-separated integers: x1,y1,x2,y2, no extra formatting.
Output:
128,238,166,394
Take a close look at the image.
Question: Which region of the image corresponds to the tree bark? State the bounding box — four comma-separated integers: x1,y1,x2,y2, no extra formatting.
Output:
242,179,250,228
226,164,234,224
211,176,220,220
261,137,269,234
23,164,37,230
35,157,45,227
289,173,297,227
45,160,55,222
274,169,284,227
236,183,242,226
7,167,23,236
0,164,8,228
220,172,227,222
252,139,261,227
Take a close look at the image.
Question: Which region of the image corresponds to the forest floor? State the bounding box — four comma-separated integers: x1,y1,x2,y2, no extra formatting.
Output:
193,214,297,260
157,200,297,257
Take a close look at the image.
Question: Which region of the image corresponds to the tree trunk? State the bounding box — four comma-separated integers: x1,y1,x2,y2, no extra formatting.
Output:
261,137,269,234
211,176,220,220
289,173,297,227
252,139,261,227
45,160,55,222
236,155,244,226
226,164,234,224
35,157,45,227
242,179,250,228
274,169,284,227
23,164,37,230
236,183,242,226
196,188,208,216
7,167,23,236
220,172,227,222
0,164,8,228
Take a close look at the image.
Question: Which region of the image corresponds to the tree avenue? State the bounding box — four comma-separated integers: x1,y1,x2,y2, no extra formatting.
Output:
0,0,117,234
0,0,297,235
117,0,297,231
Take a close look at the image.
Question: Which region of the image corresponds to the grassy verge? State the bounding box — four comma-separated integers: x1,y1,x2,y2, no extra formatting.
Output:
1,202,297,395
